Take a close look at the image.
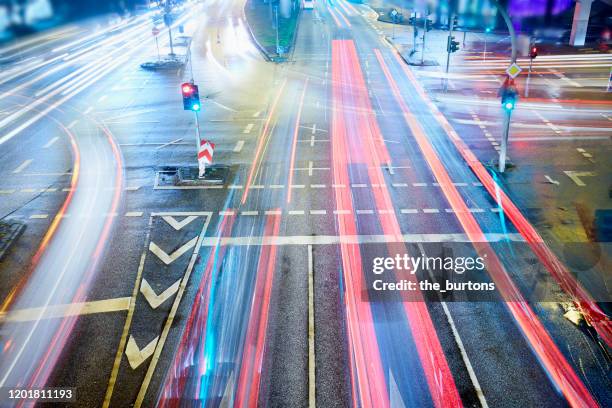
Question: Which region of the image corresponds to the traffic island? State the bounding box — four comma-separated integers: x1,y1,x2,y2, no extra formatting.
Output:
244,0,300,61
0,220,25,262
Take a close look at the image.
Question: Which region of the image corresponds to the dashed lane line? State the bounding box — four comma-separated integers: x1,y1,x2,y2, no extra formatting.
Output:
12,159,33,174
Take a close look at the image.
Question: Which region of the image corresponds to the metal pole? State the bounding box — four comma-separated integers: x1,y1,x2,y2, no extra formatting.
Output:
421,17,427,65
412,11,418,52
274,6,280,55
492,0,517,63
155,36,161,61
392,16,396,39
525,57,533,97
499,110,511,172
462,30,466,47
444,15,455,92
483,34,487,61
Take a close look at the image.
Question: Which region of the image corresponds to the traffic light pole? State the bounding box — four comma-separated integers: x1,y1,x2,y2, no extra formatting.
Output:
525,56,534,97
421,18,427,65
444,15,455,92
499,109,511,172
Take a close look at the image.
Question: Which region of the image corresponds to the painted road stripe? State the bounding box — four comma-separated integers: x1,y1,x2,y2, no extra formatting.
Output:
401,209,418,214
310,210,327,215
243,124,254,133
43,137,59,148
125,211,144,217
13,159,33,174
289,210,305,215
29,214,49,219
199,233,524,247
0,297,130,323
307,244,316,408
234,140,245,152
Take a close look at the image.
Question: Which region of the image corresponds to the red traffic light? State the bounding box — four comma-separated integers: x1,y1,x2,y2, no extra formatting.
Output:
181,83,194,95
529,46,538,59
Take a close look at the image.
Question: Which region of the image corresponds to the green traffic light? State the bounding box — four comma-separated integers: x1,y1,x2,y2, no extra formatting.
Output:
192,104,201,111
504,102,514,110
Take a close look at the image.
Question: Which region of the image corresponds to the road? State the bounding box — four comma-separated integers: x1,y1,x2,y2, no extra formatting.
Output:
0,0,610,407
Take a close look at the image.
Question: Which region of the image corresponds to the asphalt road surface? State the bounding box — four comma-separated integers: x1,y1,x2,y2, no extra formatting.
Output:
0,0,610,407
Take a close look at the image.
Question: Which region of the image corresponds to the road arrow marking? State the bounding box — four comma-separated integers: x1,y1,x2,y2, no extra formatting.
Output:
563,171,596,187
140,278,181,309
125,335,158,370
162,215,198,231
544,175,560,185
149,237,198,265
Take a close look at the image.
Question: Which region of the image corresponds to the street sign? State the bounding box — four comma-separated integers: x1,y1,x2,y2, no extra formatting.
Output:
391,9,398,17
152,27,160,36
506,63,522,79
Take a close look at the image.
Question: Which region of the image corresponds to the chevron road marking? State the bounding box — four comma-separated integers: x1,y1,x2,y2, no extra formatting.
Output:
162,215,198,231
125,335,159,370
148,237,198,265
139,278,181,310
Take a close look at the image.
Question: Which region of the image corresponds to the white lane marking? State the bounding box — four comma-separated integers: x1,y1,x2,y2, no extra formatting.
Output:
67,120,78,129
12,159,33,174
234,140,245,152
356,209,374,214
563,170,596,186
125,335,159,370
269,184,284,189
307,244,316,408
310,210,327,215
83,106,93,115
0,297,131,323
149,237,198,265
392,183,408,187
333,210,351,215
413,182,427,187
29,214,49,219
243,124,254,134
289,210,305,215
400,209,418,214
98,95,108,102
417,242,489,408
544,175,560,185
155,138,184,150
253,111,261,117
308,161,313,176
423,209,439,213
242,211,259,216
265,210,282,215
139,278,180,309
228,185,243,189
200,233,525,247
125,211,144,217
162,215,198,231
311,184,326,188
43,137,59,148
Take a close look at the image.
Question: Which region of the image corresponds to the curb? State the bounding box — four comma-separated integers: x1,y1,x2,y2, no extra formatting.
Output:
0,220,25,262
243,1,273,62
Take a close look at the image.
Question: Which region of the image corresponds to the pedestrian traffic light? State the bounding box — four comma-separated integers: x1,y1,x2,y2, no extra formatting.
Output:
529,46,538,59
181,82,201,111
452,15,458,28
408,16,416,25
447,36,459,53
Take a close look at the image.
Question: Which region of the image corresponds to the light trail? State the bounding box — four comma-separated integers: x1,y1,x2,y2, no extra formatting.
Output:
376,48,600,408
337,40,462,408
390,48,612,350
234,213,281,406
331,39,389,408
241,79,287,204
287,79,309,204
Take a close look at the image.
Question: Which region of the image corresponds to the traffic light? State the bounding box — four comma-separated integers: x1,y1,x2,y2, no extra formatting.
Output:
425,19,433,31
500,80,518,111
408,16,416,25
529,46,538,59
181,82,201,111
447,36,459,53
452,15,458,28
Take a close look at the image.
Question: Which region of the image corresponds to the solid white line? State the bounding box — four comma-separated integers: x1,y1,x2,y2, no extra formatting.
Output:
199,233,524,247
418,243,489,408
308,244,316,408
234,140,245,152
13,159,33,174
29,214,49,219
43,137,59,148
